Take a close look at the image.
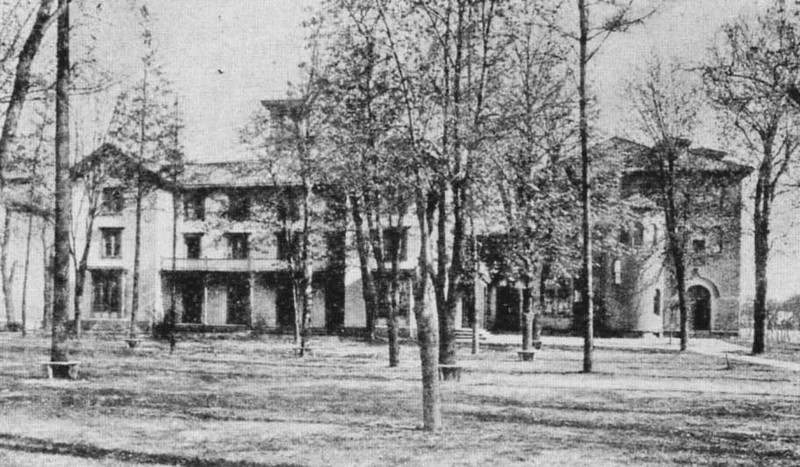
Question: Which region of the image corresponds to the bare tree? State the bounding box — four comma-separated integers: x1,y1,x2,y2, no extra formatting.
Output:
627,58,702,351
571,0,652,372
0,0,66,190
50,0,71,376
703,3,800,355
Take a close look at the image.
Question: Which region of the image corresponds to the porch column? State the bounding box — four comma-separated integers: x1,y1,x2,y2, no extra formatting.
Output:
249,272,256,326
202,274,209,325
407,278,417,335
454,296,463,330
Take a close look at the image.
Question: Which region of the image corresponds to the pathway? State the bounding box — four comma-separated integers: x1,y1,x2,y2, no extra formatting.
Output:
481,332,800,372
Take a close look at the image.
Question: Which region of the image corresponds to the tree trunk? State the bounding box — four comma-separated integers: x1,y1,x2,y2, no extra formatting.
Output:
752,160,772,355
51,0,72,376
578,0,594,373
387,222,403,368
521,287,533,351
72,216,94,340
299,183,313,356
414,192,441,431
659,143,689,351
20,213,34,337
131,63,149,341
130,179,143,339
350,193,378,340
168,176,178,352
435,185,455,365
41,228,53,333
672,245,689,351
443,178,467,367
1,211,17,327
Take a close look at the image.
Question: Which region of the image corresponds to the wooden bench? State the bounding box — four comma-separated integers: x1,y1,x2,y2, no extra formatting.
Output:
438,364,463,381
41,361,81,379
454,329,488,344
124,339,142,349
517,350,536,362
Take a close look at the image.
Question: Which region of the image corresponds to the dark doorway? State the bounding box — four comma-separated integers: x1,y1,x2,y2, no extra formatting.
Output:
181,273,204,324
688,285,711,331
324,272,345,332
276,277,296,329
227,274,251,325
494,286,521,332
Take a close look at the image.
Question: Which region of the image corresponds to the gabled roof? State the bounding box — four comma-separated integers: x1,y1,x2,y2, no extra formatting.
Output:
72,143,170,188
595,137,752,176
178,160,292,188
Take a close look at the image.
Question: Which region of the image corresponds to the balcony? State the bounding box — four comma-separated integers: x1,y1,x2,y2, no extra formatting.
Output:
160,257,289,272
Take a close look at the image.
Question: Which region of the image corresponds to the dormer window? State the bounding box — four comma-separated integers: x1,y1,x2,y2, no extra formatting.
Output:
101,187,124,214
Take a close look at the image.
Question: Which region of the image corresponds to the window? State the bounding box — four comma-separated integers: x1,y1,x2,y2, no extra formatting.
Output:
226,191,250,221
276,196,299,222
652,224,660,246
619,229,631,246
379,227,409,262
692,238,706,254
184,191,205,221
613,259,622,285
325,231,345,263
226,233,249,259
653,289,661,315
711,228,724,254
101,228,122,258
92,270,122,314
184,234,202,259
632,223,645,248
276,231,300,260
101,187,124,214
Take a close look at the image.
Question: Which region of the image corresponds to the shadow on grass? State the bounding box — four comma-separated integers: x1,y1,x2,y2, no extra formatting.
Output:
0,433,301,467
454,408,800,461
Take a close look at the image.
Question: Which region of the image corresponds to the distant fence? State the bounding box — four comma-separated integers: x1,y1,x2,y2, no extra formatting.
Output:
739,327,800,344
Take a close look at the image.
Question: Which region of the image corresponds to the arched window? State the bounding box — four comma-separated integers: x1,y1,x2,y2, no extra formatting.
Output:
619,229,631,246
653,289,661,315
652,224,660,246
613,259,622,285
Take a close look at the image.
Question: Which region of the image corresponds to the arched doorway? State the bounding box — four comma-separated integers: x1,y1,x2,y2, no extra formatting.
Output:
688,285,711,331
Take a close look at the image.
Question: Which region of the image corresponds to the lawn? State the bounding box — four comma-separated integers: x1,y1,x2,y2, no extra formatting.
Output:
0,333,799,466
725,331,800,365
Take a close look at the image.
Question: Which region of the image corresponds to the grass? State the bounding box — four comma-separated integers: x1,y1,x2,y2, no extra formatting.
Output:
724,333,800,364
0,333,799,466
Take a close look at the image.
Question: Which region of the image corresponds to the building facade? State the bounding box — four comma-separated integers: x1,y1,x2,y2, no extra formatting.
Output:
1,137,750,337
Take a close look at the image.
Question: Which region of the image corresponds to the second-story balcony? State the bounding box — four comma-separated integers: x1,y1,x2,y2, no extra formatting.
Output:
160,257,290,272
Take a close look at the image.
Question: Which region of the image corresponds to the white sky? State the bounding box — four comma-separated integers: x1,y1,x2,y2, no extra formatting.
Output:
79,0,795,301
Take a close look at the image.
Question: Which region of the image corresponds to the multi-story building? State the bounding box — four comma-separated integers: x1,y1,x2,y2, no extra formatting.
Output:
0,136,750,337
477,137,750,336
